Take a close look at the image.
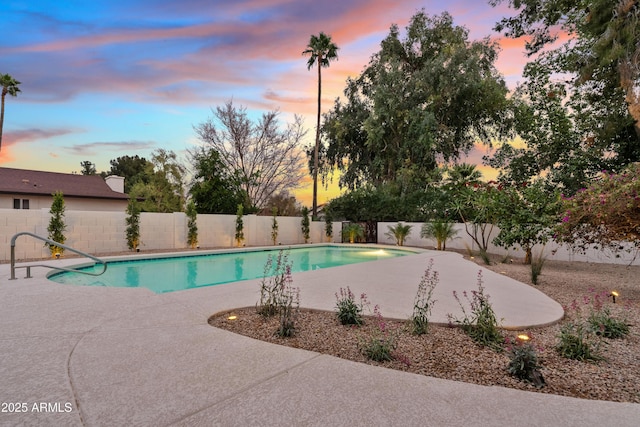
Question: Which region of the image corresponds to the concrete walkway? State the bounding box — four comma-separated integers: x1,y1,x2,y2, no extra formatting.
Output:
1,246,638,426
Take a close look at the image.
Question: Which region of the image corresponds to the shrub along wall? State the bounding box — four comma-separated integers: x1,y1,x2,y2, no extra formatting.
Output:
0,209,339,262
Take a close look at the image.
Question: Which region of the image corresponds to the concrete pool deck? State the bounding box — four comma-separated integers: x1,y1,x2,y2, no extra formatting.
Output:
1,245,639,426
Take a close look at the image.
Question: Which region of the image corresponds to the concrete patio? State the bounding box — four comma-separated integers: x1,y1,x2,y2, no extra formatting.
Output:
1,246,639,426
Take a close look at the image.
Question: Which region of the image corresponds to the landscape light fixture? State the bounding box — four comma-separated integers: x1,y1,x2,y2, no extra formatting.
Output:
611,291,619,303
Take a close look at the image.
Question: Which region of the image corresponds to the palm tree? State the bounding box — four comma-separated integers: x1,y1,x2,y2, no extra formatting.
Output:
0,73,21,152
342,223,364,244
447,163,482,187
421,220,459,250
303,33,338,219
385,223,413,246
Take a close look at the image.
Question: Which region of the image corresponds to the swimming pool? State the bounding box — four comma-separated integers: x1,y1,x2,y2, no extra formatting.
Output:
48,245,414,293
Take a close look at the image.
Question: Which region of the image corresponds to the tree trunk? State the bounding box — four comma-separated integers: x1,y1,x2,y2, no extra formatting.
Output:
0,89,6,151
524,247,532,265
619,61,640,139
312,61,322,219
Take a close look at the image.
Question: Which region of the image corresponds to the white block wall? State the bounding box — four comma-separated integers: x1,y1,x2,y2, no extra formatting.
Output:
0,208,341,262
378,221,640,265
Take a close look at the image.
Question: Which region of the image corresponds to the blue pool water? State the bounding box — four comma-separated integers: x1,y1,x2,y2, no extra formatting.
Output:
47,245,412,293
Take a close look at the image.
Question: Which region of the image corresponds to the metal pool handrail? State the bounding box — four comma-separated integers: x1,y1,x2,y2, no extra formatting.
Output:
10,232,108,280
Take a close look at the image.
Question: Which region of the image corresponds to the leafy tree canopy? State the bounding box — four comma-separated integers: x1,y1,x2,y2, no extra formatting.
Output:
322,10,511,190
486,57,640,195
188,146,248,214
490,0,640,137
107,155,150,193
80,161,97,175
129,149,185,213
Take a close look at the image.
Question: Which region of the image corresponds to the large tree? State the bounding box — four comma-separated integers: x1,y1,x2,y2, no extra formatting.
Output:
486,51,640,195
80,161,97,175
107,155,150,193
194,101,307,210
490,0,640,138
0,73,21,152
322,11,511,191
303,32,339,219
188,146,247,214
129,149,186,213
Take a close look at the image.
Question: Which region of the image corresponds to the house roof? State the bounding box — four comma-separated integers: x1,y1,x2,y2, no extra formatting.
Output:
0,167,129,200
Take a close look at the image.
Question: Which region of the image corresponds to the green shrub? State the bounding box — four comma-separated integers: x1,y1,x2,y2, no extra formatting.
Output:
506,336,545,388
235,204,244,247
186,200,198,248
324,211,333,242
47,191,66,256
335,287,369,326
271,207,279,245
588,308,630,339
301,206,310,243
556,321,603,361
125,196,141,251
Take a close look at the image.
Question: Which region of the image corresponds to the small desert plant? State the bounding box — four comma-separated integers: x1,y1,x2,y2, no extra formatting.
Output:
301,206,310,243
125,196,141,251
506,335,545,388
500,252,511,264
342,223,364,243
235,204,244,246
186,200,198,249
579,290,630,339
449,271,503,351
478,248,491,265
385,222,412,246
410,259,438,335
271,207,279,245
257,250,291,317
335,287,369,326
47,191,67,256
421,219,458,250
359,305,397,362
530,250,546,285
555,321,603,361
588,308,630,339
275,271,300,338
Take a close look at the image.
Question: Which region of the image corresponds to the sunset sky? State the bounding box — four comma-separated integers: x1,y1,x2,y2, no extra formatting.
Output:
1,0,538,205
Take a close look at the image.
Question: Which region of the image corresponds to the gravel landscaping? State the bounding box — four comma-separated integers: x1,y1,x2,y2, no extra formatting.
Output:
210,252,640,403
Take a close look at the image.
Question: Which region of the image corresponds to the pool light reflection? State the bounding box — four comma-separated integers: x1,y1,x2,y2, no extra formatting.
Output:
362,249,387,256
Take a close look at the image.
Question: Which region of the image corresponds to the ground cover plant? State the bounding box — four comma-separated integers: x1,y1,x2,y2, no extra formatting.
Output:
210,253,640,403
